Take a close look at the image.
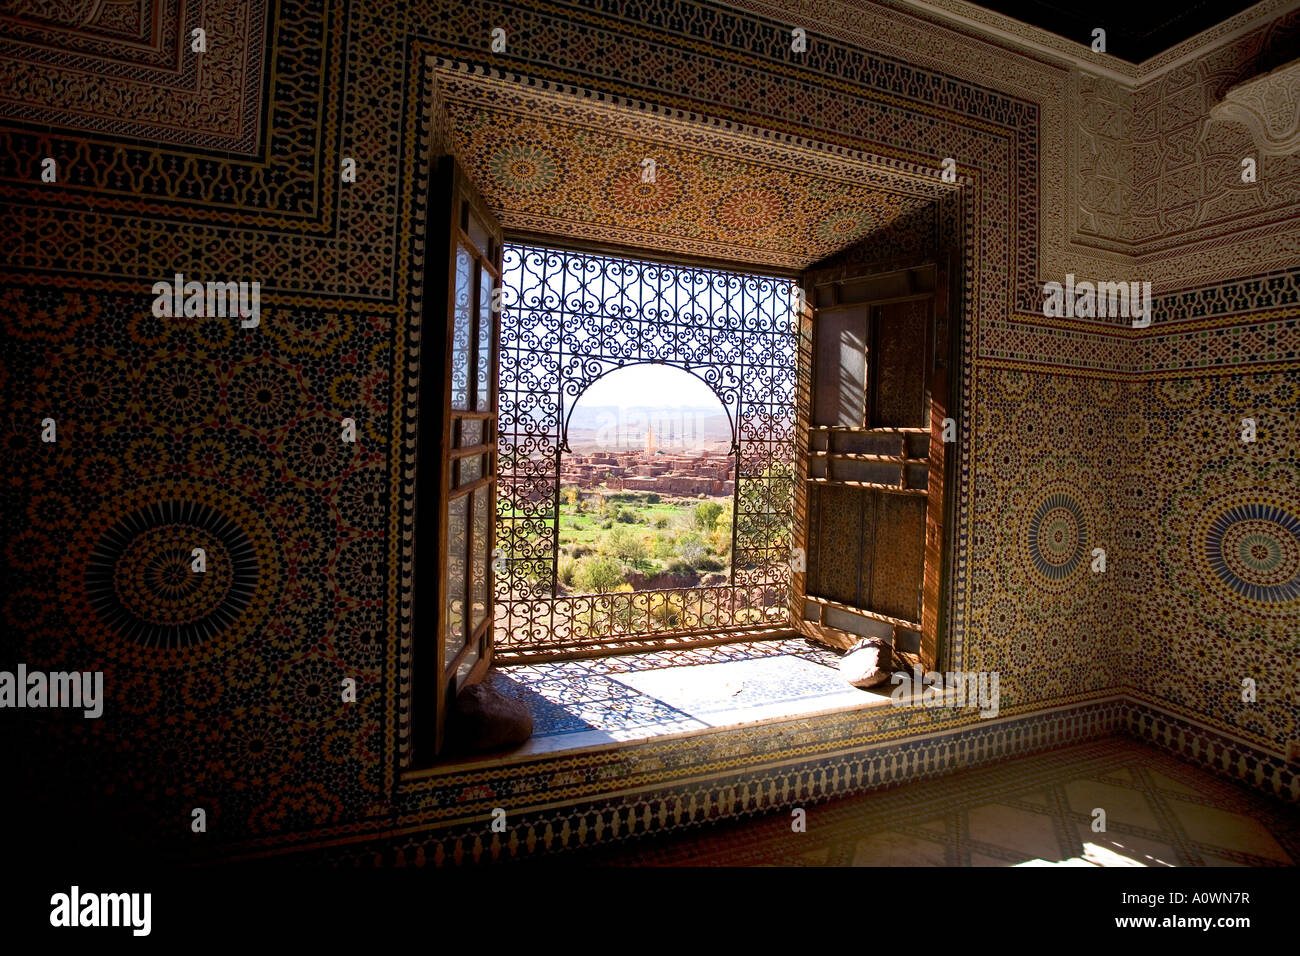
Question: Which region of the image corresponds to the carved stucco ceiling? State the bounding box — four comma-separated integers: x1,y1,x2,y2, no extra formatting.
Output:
437,68,946,271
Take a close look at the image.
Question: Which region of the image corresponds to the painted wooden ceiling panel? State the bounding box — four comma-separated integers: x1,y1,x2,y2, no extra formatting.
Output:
438,69,944,270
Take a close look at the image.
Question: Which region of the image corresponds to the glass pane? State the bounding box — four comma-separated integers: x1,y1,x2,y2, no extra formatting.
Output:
466,208,491,259
451,245,473,410
470,485,490,632
456,643,480,686
476,264,493,411
460,453,483,485
459,418,483,448
445,495,468,660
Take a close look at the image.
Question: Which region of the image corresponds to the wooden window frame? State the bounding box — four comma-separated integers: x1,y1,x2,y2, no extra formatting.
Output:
792,251,960,672
412,156,503,766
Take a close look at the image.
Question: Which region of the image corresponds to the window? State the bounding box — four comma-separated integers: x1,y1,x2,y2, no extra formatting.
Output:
494,244,800,659
414,156,957,763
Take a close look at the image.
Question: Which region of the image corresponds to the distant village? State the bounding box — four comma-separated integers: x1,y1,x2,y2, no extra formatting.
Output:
562,426,735,497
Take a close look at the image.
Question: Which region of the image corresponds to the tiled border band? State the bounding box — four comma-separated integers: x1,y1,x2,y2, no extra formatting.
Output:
225,693,1296,865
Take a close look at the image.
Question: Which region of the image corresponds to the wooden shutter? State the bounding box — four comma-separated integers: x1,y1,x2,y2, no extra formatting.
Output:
794,257,954,672
413,156,503,762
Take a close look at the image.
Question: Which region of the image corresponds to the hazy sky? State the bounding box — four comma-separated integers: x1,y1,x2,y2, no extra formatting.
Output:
576,363,724,409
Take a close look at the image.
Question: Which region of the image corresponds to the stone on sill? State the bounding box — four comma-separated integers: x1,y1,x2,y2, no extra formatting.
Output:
839,637,893,688
448,682,533,753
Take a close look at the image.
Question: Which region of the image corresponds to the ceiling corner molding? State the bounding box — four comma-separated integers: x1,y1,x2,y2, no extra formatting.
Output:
846,0,1300,86
1209,59,1300,156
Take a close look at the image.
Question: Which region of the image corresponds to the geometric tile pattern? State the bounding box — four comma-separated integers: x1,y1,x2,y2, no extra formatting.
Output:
440,71,944,270
1121,371,1300,753
0,0,1297,866
558,738,1300,866
0,0,269,153
256,707,1300,866
964,369,1124,710
0,0,1046,860
1127,701,1300,805
246,696,1136,865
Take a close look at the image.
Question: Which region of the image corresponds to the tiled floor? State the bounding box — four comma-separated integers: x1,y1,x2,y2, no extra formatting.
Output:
564,737,1300,866
485,637,872,754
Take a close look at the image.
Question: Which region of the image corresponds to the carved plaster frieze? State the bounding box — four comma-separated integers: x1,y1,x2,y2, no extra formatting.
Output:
1209,59,1300,156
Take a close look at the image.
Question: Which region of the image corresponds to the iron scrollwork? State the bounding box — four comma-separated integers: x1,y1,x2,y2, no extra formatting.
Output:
496,244,798,657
